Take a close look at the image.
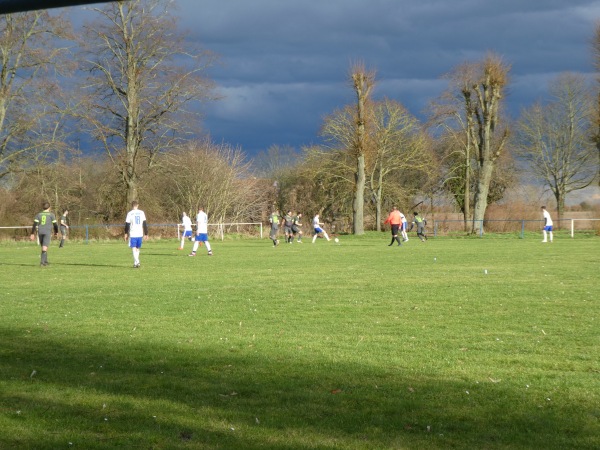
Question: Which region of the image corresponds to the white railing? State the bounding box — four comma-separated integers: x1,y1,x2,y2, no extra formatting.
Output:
570,218,600,238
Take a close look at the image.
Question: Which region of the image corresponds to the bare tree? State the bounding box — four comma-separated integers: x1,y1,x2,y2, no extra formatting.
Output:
253,144,301,211
153,138,266,225
470,55,510,232
300,144,355,231
80,0,217,205
435,54,510,233
0,11,73,180
320,95,433,232
517,73,598,218
319,64,376,234
591,22,600,186
429,62,479,231
253,144,300,178
369,98,430,230
350,63,376,235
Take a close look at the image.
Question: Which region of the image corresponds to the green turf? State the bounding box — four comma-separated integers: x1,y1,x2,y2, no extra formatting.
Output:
1,234,598,449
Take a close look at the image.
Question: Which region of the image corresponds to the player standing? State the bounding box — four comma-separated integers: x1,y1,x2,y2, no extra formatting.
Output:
399,210,409,242
189,207,213,256
30,201,58,266
178,211,193,250
59,208,69,248
541,206,553,243
124,200,148,268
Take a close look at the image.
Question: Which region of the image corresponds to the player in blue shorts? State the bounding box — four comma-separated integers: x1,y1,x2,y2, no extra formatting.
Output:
189,207,213,256
179,211,193,250
124,201,148,268
541,206,553,243
311,213,331,243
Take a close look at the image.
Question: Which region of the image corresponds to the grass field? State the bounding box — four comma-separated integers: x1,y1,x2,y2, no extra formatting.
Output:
1,233,598,449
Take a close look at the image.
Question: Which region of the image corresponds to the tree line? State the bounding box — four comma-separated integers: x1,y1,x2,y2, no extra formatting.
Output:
1,0,598,233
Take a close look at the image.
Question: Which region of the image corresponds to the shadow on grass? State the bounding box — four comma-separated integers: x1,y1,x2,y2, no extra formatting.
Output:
0,261,120,268
0,329,597,449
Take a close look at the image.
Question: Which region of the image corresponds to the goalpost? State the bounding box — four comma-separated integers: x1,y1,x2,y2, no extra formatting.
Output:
570,218,600,238
177,222,263,240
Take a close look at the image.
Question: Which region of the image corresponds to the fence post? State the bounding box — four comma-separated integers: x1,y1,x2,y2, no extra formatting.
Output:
434,220,437,238
479,220,483,237
520,220,525,239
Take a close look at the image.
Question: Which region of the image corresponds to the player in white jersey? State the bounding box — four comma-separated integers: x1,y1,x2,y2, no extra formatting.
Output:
124,201,148,268
541,206,553,243
311,213,331,243
178,212,193,250
189,207,213,256
399,211,409,241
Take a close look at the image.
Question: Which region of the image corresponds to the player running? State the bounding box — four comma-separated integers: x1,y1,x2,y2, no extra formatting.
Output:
410,212,428,242
311,214,331,243
383,206,403,246
292,212,303,243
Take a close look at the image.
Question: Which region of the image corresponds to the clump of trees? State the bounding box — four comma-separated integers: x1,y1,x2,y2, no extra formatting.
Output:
0,3,598,233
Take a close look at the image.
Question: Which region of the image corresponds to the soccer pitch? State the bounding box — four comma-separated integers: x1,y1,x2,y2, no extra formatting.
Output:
1,235,598,449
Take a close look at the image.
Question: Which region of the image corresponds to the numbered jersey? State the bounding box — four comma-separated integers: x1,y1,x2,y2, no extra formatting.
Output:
196,211,208,234
34,211,57,234
126,209,147,238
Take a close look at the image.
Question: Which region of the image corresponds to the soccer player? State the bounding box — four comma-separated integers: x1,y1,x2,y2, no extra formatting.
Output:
269,209,280,247
30,201,59,266
311,213,331,243
383,206,403,246
189,207,213,256
178,211,193,250
124,200,148,268
410,212,428,242
541,206,553,243
399,210,409,242
59,208,69,248
292,212,303,243
283,210,294,243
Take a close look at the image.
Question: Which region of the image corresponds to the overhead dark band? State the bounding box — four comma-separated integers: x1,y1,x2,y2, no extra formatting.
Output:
0,1,117,15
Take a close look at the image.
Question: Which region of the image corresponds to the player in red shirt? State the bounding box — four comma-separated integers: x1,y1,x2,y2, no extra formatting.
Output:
383,206,403,247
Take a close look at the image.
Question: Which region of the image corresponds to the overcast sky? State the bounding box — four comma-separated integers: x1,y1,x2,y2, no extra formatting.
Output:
150,0,599,156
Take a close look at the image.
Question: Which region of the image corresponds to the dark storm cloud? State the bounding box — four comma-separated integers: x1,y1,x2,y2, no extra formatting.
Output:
175,1,600,153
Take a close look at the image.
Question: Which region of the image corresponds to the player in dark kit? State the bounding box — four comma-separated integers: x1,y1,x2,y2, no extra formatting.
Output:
30,202,59,266
283,210,294,243
59,208,69,248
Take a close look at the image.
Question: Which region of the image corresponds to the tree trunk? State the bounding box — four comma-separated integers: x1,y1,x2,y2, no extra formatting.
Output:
353,153,365,235
375,170,383,232
555,190,565,226
464,130,471,232
472,160,494,234
351,67,374,236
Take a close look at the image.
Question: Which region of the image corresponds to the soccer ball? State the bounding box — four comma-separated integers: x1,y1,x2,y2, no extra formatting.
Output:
334,238,339,243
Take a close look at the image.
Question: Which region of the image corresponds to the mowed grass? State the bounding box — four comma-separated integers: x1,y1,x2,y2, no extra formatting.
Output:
0,233,598,449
